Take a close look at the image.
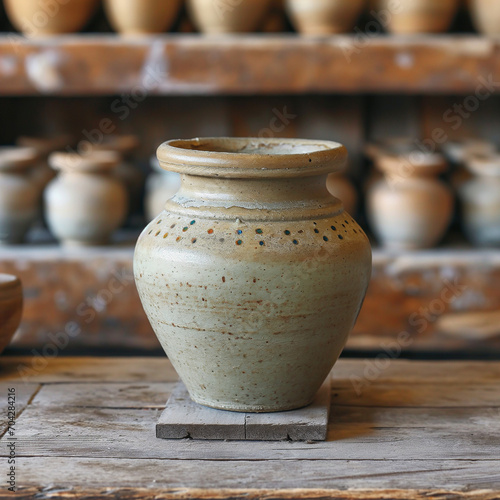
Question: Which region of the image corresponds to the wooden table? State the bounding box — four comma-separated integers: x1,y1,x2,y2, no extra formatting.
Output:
1,357,499,499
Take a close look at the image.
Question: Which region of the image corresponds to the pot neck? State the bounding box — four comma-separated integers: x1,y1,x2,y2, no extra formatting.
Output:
164,173,343,222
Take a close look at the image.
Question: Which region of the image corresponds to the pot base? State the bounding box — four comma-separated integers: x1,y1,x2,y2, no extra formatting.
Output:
191,395,315,413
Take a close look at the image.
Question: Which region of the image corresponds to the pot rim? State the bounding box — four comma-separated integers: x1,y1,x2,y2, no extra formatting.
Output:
49,151,122,173
90,134,139,155
375,151,448,177
0,146,39,171
466,152,500,177
157,137,347,178
0,274,22,294
17,135,74,156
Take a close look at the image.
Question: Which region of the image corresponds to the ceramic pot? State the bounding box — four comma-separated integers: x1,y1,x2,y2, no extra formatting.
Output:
145,156,181,221
90,135,144,220
45,151,128,246
187,0,272,33
134,137,372,412
104,0,183,34
326,173,358,215
286,0,364,35
459,153,500,246
470,0,500,35
0,274,23,354
368,152,453,250
3,0,99,36
375,0,459,34
261,0,286,32
0,147,39,245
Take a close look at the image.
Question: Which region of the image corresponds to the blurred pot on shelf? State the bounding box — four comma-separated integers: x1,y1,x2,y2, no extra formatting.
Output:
3,0,99,35
374,0,459,34
45,151,128,247
367,151,453,250
326,173,358,215
459,152,500,246
0,274,23,355
187,0,272,33
145,156,181,221
470,0,500,35
104,0,183,34
0,146,39,245
261,0,286,32
286,0,365,35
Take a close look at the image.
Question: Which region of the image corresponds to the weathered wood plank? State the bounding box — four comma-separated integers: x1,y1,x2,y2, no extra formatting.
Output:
156,379,330,441
0,382,40,434
0,35,498,95
9,457,500,491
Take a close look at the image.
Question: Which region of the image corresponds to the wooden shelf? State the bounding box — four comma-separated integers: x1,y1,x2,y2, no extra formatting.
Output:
0,34,498,96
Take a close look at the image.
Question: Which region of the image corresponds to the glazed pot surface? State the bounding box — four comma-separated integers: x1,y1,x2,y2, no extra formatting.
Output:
134,137,372,412
0,274,23,354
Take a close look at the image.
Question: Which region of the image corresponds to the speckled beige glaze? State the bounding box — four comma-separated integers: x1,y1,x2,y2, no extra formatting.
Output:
0,274,23,354
187,0,272,33
134,138,372,412
286,0,364,35
104,0,183,34
376,0,459,34
460,153,500,246
45,151,128,246
470,0,500,35
368,152,453,250
3,0,99,35
0,147,39,245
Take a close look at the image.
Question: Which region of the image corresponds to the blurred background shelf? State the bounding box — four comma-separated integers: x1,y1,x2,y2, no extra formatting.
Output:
2,240,499,358
0,35,499,95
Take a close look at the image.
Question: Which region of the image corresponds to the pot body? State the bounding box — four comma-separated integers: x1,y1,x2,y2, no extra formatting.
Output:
187,0,272,33
368,175,453,250
3,0,99,35
470,0,500,35
460,176,500,246
0,275,23,354
104,0,182,34
45,171,127,246
134,138,372,412
0,171,39,244
286,0,364,35
376,0,459,33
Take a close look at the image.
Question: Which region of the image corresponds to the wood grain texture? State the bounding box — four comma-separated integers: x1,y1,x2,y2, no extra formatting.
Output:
0,357,498,496
0,35,498,95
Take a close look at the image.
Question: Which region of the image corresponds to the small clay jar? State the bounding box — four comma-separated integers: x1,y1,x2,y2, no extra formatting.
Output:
3,0,99,36
0,274,23,354
459,153,500,246
104,0,183,34
45,151,128,246
261,0,286,32
375,0,459,34
470,0,500,35
286,0,365,35
326,173,358,215
0,147,39,245
368,152,453,250
187,0,272,33
134,137,372,412
145,156,181,221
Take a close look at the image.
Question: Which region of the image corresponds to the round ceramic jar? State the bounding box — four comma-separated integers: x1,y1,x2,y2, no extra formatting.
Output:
134,137,372,412
459,153,500,246
470,0,500,35
187,0,272,33
368,152,453,250
45,151,128,246
286,0,365,35
0,146,39,245
375,0,459,34
0,274,23,354
104,0,183,34
3,0,99,35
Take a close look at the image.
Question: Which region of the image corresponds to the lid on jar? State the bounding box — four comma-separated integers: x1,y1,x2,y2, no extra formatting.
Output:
0,146,39,172
49,151,121,173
